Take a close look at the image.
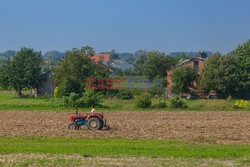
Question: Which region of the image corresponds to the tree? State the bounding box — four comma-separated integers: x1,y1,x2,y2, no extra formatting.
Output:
133,50,150,76
143,51,177,79
0,48,44,97
53,47,109,97
199,53,238,98
110,49,118,60
81,45,95,56
132,50,177,77
172,66,198,95
233,40,250,99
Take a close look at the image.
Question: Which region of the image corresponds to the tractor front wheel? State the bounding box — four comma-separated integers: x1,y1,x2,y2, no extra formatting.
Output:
68,122,79,130
88,118,101,130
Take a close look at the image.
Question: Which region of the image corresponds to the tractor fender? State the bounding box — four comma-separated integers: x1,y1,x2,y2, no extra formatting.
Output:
88,115,101,120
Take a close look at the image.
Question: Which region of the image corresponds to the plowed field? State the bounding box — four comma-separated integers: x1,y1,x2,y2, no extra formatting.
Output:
0,111,249,144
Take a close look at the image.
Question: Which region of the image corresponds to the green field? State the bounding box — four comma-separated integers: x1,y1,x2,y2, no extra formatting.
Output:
0,92,249,111
0,137,249,158
0,137,249,166
0,92,250,166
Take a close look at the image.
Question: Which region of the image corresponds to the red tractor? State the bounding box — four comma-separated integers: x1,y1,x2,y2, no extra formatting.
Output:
68,111,110,130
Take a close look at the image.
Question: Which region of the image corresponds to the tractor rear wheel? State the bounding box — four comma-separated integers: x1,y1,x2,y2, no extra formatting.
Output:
68,122,79,130
88,118,101,130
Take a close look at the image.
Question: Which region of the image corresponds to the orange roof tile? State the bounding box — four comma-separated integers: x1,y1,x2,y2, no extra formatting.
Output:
90,54,111,62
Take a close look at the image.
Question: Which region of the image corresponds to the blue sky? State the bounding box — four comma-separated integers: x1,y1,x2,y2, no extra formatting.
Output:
0,0,250,54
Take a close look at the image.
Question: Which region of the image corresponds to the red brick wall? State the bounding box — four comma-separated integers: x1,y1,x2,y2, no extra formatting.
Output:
166,58,205,96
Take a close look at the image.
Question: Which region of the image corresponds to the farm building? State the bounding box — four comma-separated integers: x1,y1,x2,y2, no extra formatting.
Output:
166,53,207,98
32,70,54,96
90,53,132,76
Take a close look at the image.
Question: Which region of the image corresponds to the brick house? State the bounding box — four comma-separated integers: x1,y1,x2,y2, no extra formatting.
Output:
166,53,207,98
90,53,133,76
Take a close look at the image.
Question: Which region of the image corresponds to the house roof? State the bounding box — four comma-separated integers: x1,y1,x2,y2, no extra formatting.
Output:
168,57,206,71
110,59,133,70
90,54,111,62
178,57,205,66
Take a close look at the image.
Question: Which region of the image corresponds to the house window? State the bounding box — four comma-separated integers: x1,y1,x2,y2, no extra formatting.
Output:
194,61,199,69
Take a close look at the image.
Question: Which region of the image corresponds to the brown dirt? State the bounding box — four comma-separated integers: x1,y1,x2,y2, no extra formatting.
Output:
0,111,249,144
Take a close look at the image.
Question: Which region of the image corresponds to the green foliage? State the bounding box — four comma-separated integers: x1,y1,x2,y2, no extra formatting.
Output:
53,46,109,97
1,93,250,111
199,53,238,98
57,78,83,97
62,92,82,108
143,51,177,79
172,66,198,95
135,94,152,108
132,50,149,76
155,100,168,108
170,97,187,108
117,89,133,100
200,41,250,99
82,89,103,107
143,51,176,79
81,45,95,56
233,40,250,99
43,50,65,60
0,48,45,97
62,90,102,108
54,87,59,98
42,50,64,73
234,99,248,109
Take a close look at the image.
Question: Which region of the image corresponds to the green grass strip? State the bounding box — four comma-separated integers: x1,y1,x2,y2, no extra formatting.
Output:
0,137,249,158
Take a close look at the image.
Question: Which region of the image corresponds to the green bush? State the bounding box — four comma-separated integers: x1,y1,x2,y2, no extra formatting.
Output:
98,89,120,98
135,94,152,108
155,101,168,108
62,90,102,108
62,92,84,108
170,97,187,108
82,89,103,107
234,99,248,109
54,87,59,98
57,79,83,97
117,89,133,100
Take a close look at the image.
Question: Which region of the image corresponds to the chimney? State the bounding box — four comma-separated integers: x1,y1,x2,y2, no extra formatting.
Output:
198,52,207,59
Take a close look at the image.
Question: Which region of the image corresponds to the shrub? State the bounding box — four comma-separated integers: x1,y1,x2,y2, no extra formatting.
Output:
82,89,103,107
62,92,84,108
62,90,103,108
99,89,120,98
117,89,133,100
54,87,59,98
57,79,83,97
234,99,248,109
62,96,69,106
170,97,187,108
155,101,168,108
135,94,152,108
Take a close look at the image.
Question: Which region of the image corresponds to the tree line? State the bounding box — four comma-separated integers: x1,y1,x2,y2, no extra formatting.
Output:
172,40,250,99
0,40,249,99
